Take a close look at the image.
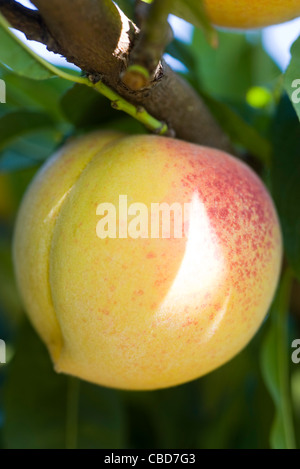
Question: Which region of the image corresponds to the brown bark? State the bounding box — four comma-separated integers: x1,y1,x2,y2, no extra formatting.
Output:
0,0,56,46
125,0,173,84
0,0,231,150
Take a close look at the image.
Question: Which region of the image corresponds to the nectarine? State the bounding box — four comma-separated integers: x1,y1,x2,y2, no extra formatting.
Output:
13,131,282,390
204,0,300,29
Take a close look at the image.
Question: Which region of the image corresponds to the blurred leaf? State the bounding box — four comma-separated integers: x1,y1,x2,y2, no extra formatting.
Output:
136,0,214,40
199,330,273,449
0,14,85,85
100,117,145,135
4,166,37,206
0,111,54,153
284,36,300,121
262,326,286,448
0,173,16,221
170,0,217,46
77,381,126,449
0,14,54,80
60,85,146,135
0,153,40,172
203,94,271,164
4,73,72,120
166,39,197,77
114,0,135,18
122,381,202,449
291,366,300,446
270,96,300,279
3,320,126,449
60,84,117,128
192,29,281,102
261,269,296,449
3,320,68,449
292,369,300,417
0,130,63,172
0,239,22,322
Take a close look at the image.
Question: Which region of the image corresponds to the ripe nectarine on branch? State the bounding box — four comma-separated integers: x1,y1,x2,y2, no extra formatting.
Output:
13,132,282,390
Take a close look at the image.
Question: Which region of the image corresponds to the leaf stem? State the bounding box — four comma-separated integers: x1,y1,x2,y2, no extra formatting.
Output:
91,79,168,134
74,75,168,135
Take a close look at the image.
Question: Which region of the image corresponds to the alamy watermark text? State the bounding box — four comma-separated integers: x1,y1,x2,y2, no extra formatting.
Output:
96,195,192,239
0,339,6,364
0,79,6,104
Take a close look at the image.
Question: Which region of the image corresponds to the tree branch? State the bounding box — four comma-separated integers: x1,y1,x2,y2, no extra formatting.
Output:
122,0,173,90
1,0,231,150
0,0,57,47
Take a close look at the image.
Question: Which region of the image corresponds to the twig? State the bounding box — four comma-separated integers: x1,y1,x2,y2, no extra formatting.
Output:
0,0,232,150
87,74,169,135
122,0,173,90
0,0,57,48
0,9,171,136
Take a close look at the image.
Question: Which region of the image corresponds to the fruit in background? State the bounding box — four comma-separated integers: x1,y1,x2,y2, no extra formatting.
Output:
204,0,300,28
13,131,282,390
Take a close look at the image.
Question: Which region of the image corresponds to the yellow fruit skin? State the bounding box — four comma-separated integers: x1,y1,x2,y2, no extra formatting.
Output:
205,0,300,28
13,132,282,390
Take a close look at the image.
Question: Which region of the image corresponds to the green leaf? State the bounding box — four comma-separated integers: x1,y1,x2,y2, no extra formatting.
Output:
0,110,54,152
0,13,54,80
291,368,300,446
77,381,126,449
122,381,202,449
0,239,22,322
0,131,61,172
60,84,117,128
284,36,300,121
196,327,273,449
4,73,72,120
203,94,271,165
3,320,69,449
137,0,215,44
0,14,85,84
270,96,300,279
3,320,126,449
262,327,287,448
114,0,135,18
261,269,296,449
166,39,197,76
192,29,281,102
